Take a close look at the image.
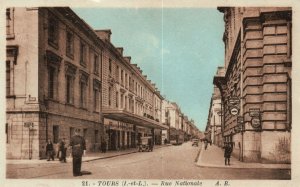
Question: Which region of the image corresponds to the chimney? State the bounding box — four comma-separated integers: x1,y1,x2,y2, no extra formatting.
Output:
95,30,112,42
116,47,123,56
124,56,131,64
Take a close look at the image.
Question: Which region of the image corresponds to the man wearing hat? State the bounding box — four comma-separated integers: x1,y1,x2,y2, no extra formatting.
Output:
70,128,86,176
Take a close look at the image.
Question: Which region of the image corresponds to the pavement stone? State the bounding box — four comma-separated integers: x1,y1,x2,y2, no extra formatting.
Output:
196,143,291,169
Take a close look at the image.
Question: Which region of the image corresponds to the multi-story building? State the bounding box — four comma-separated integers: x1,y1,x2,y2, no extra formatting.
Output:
162,100,190,144
205,86,222,147
100,30,167,150
6,7,104,159
214,7,291,163
6,7,168,159
182,115,189,141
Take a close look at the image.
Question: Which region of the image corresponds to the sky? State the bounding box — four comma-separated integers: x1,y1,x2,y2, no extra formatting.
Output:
73,8,224,131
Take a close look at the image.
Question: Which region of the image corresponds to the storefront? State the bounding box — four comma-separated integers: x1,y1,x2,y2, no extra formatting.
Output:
104,118,135,150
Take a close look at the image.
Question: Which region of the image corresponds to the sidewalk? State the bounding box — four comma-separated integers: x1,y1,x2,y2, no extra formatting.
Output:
7,144,170,165
196,144,291,169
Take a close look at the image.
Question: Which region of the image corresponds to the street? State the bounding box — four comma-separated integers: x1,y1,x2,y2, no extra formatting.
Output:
6,142,290,179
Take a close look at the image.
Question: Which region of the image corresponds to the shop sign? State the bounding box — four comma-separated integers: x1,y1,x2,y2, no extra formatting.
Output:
251,117,261,128
105,119,134,131
229,96,240,105
230,107,239,116
237,116,244,124
249,108,260,117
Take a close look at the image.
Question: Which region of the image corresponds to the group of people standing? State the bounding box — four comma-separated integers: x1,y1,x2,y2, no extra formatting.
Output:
45,128,87,177
45,138,67,162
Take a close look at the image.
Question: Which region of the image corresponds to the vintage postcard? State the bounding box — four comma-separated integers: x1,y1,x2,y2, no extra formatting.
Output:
1,0,299,187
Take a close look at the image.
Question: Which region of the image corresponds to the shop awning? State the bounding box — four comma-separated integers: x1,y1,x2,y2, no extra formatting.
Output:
102,108,169,130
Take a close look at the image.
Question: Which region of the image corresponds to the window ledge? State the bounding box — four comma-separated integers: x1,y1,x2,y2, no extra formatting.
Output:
80,107,88,111
80,62,87,68
6,95,16,99
66,53,74,60
48,40,59,49
65,103,75,107
6,34,15,40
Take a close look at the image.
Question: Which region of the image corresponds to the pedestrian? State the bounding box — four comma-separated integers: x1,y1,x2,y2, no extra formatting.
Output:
101,138,107,153
69,128,86,177
224,142,233,166
204,140,208,150
148,137,153,151
59,138,67,163
46,139,54,161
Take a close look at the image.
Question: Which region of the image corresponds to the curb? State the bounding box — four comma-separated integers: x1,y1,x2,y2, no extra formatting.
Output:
84,151,138,162
195,144,290,170
196,163,291,169
84,144,170,162
194,144,202,163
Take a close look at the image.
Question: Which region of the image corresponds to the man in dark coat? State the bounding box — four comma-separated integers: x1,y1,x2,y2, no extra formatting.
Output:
59,138,67,163
101,138,107,153
224,142,233,166
69,128,86,176
46,139,54,161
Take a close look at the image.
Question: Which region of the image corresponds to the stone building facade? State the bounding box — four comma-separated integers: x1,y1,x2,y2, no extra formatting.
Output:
214,7,292,163
99,30,167,150
205,86,222,147
6,7,105,159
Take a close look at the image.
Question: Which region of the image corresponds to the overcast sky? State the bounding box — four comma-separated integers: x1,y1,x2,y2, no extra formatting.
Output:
73,8,224,131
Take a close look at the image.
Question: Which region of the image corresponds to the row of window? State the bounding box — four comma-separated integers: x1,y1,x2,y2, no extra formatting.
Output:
53,126,100,144
108,86,155,117
48,64,101,112
108,59,154,103
48,13,101,76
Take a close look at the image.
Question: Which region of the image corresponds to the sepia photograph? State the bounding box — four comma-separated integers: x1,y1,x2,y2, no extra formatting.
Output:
2,1,299,187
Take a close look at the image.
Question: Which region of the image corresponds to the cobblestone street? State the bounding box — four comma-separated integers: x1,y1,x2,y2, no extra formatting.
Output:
7,142,290,179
